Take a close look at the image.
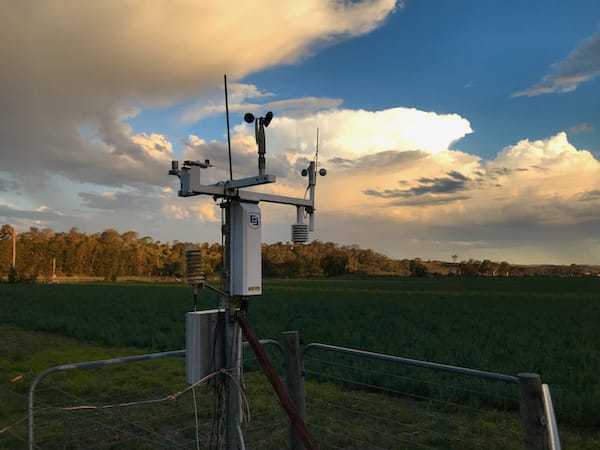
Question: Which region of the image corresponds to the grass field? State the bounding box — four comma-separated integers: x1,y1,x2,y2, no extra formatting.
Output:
0,277,598,436
2,324,598,449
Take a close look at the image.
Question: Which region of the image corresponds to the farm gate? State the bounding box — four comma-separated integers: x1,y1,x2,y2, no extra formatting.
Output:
9,333,559,449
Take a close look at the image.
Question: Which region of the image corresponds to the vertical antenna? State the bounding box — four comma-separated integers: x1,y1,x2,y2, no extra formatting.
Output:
315,128,319,168
224,74,233,181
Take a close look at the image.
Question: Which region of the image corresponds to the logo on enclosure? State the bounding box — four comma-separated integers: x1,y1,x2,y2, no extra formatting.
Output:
249,213,260,229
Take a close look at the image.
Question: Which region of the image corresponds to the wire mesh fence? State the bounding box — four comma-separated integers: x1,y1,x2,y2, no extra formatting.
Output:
3,339,545,450
1,365,31,449
30,357,212,449
1,345,289,450
303,349,524,450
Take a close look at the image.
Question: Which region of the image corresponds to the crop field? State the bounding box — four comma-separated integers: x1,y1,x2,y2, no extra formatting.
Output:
1,277,599,446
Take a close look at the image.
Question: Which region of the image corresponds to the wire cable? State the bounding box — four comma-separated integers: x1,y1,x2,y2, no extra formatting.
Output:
57,368,226,412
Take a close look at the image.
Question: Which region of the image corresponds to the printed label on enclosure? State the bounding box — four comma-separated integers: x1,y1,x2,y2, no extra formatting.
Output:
249,213,260,229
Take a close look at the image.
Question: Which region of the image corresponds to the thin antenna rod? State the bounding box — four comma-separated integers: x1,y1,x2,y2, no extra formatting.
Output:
315,128,319,166
313,128,320,188
224,74,233,181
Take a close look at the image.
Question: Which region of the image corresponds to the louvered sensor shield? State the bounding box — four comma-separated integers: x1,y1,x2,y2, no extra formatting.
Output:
185,246,205,286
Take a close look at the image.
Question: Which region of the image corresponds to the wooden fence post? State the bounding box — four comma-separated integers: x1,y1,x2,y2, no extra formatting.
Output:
284,331,307,450
518,373,549,450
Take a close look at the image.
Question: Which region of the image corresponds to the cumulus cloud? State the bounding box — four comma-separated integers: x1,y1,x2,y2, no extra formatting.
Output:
490,132,596,171
3,1,599,263
0,0,398,193
302,131,600,263
253,107,473,165
176,105,472,188
176,108,600,248
320,132,599,227
513,31,600,97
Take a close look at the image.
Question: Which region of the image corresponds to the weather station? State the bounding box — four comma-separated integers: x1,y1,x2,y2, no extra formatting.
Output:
168,76,325,449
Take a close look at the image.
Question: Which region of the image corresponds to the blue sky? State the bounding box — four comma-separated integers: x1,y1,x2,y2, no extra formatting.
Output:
128,0,600,159
1,0,600,264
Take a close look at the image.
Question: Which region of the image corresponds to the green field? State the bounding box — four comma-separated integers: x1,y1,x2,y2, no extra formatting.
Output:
0,325,544,449
1,277,598,433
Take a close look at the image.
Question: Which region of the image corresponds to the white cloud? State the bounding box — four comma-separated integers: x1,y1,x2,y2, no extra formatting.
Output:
250,107,473,164
513,31,600,97
284,129,600,263
0,0,398,205
3,1,599,263
490,132,596,172
162,107,600,264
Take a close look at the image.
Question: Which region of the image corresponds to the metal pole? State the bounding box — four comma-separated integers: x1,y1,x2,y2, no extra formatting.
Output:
221,200,243,449
224,307,243,449
284,331,307,450
308,162,316,231
542,384,561,450
303,343,519,384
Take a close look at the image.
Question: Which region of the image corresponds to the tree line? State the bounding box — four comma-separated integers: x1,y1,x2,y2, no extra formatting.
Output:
0,225,414,281
1,224,592,282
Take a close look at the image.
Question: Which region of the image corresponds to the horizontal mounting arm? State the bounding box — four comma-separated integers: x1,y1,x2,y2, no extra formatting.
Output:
224,174,275,189
181,183,313,209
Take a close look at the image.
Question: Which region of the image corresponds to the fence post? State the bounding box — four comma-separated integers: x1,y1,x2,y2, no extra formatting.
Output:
284,331,307,450
518,373,549,450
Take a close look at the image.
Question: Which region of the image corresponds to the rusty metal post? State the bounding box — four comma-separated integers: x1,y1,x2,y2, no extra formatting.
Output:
238,314,318,450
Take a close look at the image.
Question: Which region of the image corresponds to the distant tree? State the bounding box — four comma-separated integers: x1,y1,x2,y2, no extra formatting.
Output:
497,261,511,276
17,227,55,280
459,259,479,277
320,243,349,277
479,259,498,276
409,258,428,277
98,229,122,279
0,224,14,277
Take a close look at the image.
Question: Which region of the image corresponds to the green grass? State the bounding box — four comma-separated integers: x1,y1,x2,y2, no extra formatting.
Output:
2,324,599,449
0,277,599,431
